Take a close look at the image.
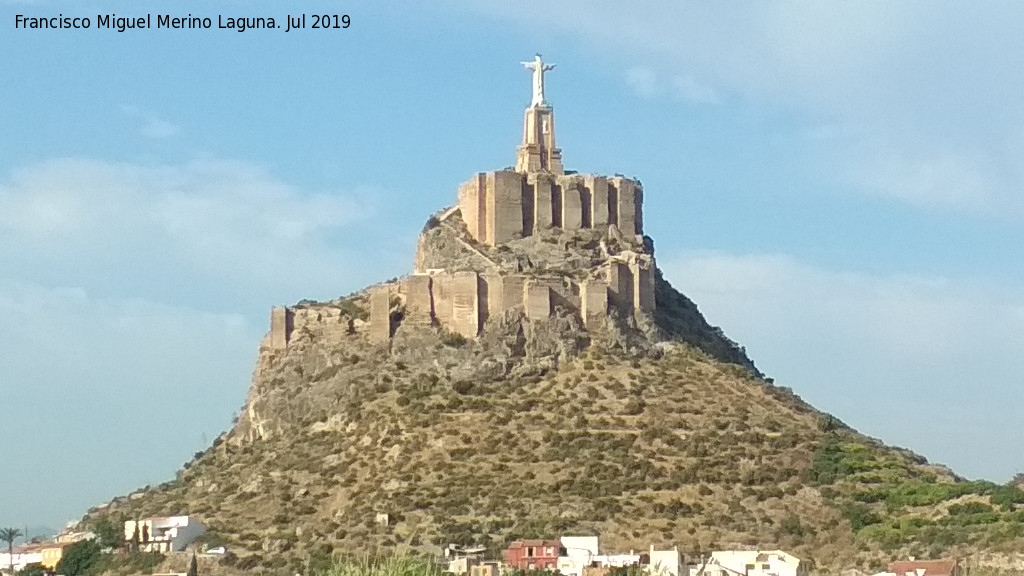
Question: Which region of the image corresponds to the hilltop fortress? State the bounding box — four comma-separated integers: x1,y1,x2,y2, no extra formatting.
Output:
264,55,656,349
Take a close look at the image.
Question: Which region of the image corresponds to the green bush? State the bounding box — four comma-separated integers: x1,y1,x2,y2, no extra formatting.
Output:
947,502,993,515
55,540,102,576
841,502,883,531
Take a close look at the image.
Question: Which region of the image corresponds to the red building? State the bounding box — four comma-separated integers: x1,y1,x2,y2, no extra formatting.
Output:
505,540,564,571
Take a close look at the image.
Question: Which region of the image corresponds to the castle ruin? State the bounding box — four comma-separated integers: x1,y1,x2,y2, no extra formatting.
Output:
263,55,656,349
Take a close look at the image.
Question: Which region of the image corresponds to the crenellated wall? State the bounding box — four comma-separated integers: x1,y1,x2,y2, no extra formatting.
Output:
264,250,657,350
458,170,644,246
264,254,656,349
263,304,362,350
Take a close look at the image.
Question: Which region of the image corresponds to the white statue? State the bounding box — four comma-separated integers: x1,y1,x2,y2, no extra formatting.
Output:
522,53,556,107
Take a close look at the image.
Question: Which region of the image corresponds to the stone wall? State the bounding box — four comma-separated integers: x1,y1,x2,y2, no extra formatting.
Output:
583,175,609,228
487,171,525,245
458,173,488,242
369,288,391,343
265,259,653,347
264,304,357,351
523,280,552,320
580,279,608,329
268,307,293,349
606,261,634,313
457,170,643,247
400,275,433,323
451,271,481,338
604,253,656,315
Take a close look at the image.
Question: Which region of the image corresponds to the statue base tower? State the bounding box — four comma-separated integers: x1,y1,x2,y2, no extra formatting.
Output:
516,105,563,174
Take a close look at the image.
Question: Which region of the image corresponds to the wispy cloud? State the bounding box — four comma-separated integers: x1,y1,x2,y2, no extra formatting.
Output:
121,105,181,139
625,66,718,104
0,157,379,303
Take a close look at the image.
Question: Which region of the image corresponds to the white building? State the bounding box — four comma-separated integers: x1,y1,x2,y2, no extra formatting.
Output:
595,552,642,568
705,550,806,576
558,536,600,576
123,516,205,553
648,546,682,576
0,544,44,573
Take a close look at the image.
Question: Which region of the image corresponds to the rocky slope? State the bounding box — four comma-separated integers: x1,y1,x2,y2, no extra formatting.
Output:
83,213,1024,575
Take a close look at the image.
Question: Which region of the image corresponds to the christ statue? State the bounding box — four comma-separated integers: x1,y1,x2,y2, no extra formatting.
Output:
522,54,556,107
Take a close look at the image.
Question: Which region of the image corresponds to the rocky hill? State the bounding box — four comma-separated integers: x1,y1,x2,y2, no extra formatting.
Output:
83,65,1024,575
84,253,1024,574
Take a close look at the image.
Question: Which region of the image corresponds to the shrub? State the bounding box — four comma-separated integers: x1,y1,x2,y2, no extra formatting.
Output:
947,502,993,516
841,502,883,531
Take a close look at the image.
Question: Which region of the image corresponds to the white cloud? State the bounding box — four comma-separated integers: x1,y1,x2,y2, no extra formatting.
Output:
121,105,181,139
0,157,378,301
626,67,659,99
669,75,718,104
662,250,1024,481
140,117,181,139
625,66,718,104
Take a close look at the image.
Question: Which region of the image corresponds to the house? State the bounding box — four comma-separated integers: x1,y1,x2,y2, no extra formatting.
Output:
40,542,77,570
470,563,500,576
448,557,477,575
124,516,206,553
0,543,44,573
889,558,961,576
594,552,642,568
648,546,681,576
444,544,488,575
506,540,564,571
705,550,806,576
558,536,600,576
55,522,96,544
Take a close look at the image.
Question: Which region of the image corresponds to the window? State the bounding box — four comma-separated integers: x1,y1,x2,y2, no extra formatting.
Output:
527,547,535,558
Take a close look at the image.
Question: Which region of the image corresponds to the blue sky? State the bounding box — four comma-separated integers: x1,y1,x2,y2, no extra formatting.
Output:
2,0,1024,531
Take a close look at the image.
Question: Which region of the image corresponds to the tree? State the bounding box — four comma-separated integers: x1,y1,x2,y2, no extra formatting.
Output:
54,540,101,576
187,553,198,576
16,563,46,576
0,528,24,576
88,516,124,550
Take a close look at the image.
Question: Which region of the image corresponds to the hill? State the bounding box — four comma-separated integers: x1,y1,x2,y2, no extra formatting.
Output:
81,61,1024,575
83,263,1024,574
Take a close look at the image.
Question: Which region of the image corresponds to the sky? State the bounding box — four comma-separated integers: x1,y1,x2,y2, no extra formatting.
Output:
2,0,1024,532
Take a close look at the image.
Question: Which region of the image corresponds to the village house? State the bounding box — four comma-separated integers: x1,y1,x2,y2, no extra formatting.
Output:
888,558,961,576
40,542,77,570
0,543,44,573
124,516,205,553
505,540,564,571
557,536,600,576
443,543,488,575
54,522,96,544
702,550,806,576
470,564,500,576
648,545,682,576
593,551,643,568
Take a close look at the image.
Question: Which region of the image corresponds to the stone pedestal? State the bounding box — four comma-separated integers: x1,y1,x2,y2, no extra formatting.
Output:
516,106,563,174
